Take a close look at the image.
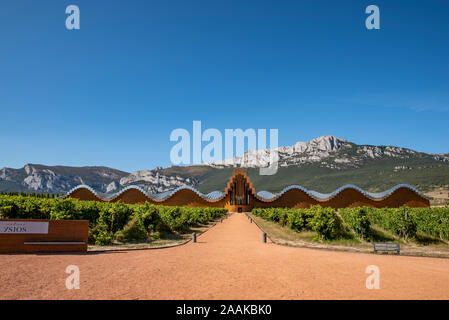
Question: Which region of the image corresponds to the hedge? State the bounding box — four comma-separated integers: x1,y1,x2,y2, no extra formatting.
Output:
339,207,371,240
253,205,449,242
0,195,227,245
363,206,449,241
252,206,340,240
336,206,449,241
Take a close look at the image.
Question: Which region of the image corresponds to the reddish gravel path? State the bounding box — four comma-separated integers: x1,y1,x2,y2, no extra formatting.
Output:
1,213,449,299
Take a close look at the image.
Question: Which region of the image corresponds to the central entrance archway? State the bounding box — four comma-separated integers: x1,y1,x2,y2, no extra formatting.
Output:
225,169,255,212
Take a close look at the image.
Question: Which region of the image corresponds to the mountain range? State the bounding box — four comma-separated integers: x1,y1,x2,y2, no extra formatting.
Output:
1,136,448,204
0,164,199,196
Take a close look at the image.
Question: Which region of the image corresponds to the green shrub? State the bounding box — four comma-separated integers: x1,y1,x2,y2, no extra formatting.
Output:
159,206,183,231
340,207,371,240
90,223,113,245
150,231,161,240
367,207,417,240
108,202,133,233
408,207,449,240
134,202,161,232
115,217,148,242
307,206,339,241
286,209,310,232
51,199,78,220
0,194,227,245
279,211,289,227
0,205,13,218
389,208,417,240
253,206,339,240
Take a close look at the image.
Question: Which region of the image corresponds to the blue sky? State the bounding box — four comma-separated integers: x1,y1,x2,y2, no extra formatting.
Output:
1,0,448,172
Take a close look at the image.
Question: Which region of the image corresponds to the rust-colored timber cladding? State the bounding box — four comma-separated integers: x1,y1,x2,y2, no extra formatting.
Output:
66,168,430,211
111,188,227,207
0,219,88,253
69,188,102,202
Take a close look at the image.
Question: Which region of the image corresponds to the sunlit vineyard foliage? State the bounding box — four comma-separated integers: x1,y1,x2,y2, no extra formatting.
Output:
253,205,449,242
341,207,449,241
339,207,371,240
252,206,341,240
0,195,227,245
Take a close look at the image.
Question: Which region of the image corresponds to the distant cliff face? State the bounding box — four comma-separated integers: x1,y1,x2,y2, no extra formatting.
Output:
204,135,449,169
115,169,199,194
0,164,198,195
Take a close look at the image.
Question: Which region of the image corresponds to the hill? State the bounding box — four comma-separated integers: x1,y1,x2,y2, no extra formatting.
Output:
1,136,448,205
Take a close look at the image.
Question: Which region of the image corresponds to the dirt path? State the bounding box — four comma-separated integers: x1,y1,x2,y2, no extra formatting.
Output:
1,213,449,299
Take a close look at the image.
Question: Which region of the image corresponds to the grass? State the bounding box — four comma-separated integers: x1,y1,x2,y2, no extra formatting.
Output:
250,214,367,252
250,214,449,259
369,224,401,243
414,232,446,245
88,214,229,251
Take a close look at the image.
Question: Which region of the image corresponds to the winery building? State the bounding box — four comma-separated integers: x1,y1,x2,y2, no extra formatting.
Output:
65,169,430,211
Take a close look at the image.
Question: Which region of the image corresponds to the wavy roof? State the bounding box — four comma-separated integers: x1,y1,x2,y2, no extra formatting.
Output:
66,184,101,198
255,183,427,201
66,184,226,202
65,168,429,206
66,181,428,203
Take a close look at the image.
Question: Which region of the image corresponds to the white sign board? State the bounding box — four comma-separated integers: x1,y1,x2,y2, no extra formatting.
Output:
0,221,49,234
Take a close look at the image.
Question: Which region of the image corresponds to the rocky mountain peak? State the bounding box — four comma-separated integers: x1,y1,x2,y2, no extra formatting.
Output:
207,135,352,168
204,135,446,170
1,136,448,196
0,164,199,196
119,169,199,194
279,135,350,155
297,135,347,152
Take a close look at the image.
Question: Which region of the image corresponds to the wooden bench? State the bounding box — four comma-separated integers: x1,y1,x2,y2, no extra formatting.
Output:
374,242,400,254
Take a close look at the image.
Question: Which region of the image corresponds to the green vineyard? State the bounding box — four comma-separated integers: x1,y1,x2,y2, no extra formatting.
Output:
252,206,449,242
0,195,227,245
